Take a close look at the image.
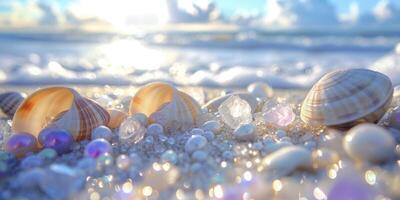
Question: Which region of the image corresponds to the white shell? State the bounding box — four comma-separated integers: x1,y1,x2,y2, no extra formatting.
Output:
301,69,393,127
343,123,396,163
233,123,257,141
130,82,201,133
247,82,274,99
262,146,312,177
203,92,258,113
12,87,110,141
0,92,26,118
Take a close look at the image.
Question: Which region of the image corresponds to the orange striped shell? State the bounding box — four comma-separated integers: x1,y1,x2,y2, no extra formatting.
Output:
301,69,393,127
12,87,110,141
129,82,201,132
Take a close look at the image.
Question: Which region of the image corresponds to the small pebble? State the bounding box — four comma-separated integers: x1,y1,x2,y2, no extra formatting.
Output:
190,163,202,173
275,129,287,138
131,112,148,126
147,123,164,135
91,125,113,141
233,123,257,141
161,150,178,164
37,148,57,160
190,128,204,135
185,135,208,153
202,120,222,133
203,131,215,141
343,123,396,163
20,155,43,169
262,146,312,178
192,150,208,162
222,151,234,160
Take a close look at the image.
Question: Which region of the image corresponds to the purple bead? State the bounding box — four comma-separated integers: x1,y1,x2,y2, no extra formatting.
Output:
328,177,373,200
84,139,112,158
6,133,38,158
39,128,73,154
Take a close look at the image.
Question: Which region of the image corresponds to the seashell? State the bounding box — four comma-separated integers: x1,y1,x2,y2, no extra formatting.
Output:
107,109,127,129
247,82,274,99
129,82,201,132
301,69,393,127
262,146,312,178
343,123,395,163
0,92,26,118
203,92,258,113
12,87,110,141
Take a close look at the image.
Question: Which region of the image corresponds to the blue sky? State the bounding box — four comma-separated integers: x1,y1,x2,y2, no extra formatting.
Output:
3,0,398,16
1,0,399,30
216,0,400,15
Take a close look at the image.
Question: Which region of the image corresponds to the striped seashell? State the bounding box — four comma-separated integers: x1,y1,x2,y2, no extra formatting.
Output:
12,87,110,141
0,92,26,118
301,69,393,127
203,92,258,113
107,109,128,129
129,82,201,133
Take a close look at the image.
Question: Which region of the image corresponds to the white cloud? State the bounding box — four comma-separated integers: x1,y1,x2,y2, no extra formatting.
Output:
339,0,400,27
166,0,220,23
264,0,338,28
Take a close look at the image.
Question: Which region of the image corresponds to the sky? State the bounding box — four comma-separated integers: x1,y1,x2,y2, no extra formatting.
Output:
0,0,399,31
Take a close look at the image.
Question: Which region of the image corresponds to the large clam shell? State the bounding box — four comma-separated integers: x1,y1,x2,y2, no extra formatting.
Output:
129,82,201,132
12,87,110,141
301,69,393,127
0,92,26,118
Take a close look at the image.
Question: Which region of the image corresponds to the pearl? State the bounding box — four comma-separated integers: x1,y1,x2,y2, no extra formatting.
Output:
147,123,164,136
91,125,113,141
84,139,112,158
6,133,38,158
39,128,74,155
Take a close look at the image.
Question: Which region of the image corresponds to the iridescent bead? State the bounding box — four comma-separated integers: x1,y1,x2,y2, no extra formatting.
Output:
84,139,112,158
6,133,38,158
39,128,73,155
91,125,113,141
116,154,131,170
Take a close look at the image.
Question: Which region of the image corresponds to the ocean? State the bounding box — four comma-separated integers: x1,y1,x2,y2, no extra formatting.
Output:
0,29,399,88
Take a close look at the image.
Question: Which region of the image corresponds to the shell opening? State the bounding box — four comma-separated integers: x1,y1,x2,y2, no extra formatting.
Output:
12,87,74,138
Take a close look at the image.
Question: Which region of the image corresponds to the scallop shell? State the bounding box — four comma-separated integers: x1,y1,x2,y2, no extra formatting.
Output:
203,92,258,113
301,69,393,127
12,87,110,141
107,109,127,129
0,92,26,118
129,82,201,132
